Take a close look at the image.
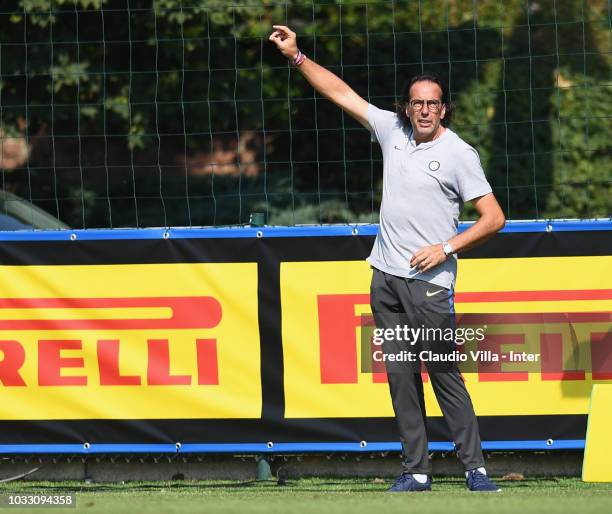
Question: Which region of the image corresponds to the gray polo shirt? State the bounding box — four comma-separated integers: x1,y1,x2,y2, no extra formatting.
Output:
366,103,492,290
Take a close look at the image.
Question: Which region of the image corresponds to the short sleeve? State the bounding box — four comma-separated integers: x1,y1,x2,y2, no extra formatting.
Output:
455,146,493,202
367,103,397,146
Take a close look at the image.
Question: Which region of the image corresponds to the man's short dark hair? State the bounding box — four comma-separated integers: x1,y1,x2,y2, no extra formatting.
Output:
396,73,454,129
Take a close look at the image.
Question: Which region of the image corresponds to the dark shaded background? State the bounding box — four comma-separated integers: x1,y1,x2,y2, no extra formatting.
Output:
0,0,610,228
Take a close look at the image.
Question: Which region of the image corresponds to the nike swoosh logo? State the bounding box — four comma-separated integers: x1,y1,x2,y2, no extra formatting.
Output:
426,289,444,297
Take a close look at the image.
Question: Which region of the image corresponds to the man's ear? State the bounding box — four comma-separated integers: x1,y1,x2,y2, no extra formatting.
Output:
440,103,447,120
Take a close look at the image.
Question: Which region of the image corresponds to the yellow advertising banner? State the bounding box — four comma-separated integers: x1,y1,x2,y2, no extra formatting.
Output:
0,263,261,420
281,256,612,419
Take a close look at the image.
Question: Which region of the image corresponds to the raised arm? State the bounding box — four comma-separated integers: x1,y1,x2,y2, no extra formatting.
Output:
269,25,369,129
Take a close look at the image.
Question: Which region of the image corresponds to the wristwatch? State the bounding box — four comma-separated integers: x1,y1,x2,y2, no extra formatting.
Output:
442,241,454,256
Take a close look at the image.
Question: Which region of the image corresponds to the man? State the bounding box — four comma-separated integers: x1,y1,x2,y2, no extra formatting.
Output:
270,25,505,492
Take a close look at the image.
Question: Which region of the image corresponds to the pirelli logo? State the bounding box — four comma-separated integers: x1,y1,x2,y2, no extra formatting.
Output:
0,263,262,420
0,297,222,387
317,290,612,384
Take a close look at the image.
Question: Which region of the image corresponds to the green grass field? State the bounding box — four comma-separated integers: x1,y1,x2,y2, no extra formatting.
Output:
1,477,611,514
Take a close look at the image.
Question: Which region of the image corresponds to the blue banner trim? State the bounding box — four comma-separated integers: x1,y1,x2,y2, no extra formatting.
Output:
0,440,585,454
0,219,609,241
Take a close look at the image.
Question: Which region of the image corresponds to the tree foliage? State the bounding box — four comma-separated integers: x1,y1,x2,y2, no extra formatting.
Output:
0,0,609,228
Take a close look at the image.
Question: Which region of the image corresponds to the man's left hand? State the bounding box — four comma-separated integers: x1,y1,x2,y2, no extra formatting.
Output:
410,244,447,272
